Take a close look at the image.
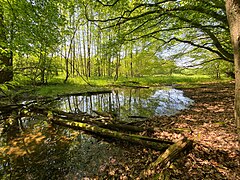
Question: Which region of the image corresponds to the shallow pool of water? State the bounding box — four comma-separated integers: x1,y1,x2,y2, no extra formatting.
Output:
56,87,193,121
0,87,193,179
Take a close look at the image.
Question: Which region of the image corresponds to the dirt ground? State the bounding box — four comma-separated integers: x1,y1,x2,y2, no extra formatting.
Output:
95,82,239,179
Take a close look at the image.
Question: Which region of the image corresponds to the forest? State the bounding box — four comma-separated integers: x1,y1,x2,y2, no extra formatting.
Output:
0,0,239,179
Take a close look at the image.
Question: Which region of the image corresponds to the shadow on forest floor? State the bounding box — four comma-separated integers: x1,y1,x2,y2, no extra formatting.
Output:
93,82,239,179
1,82,239,179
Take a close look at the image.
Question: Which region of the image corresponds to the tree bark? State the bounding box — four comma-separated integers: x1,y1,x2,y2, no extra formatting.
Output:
226,0,240,129
148,138,192,169
51,118,172,151
0,6,13,84
141,137,193,178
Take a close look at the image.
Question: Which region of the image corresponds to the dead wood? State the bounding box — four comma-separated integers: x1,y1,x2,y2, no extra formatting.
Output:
30,106,157,133
57,90,112,97
141,137,193,178
51,118,172,151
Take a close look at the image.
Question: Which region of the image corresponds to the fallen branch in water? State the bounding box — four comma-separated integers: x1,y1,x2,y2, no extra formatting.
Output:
57,90,112,97
29,106,157,133
51,118,173,151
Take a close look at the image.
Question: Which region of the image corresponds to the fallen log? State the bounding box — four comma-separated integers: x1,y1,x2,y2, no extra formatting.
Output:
92,110,118,120
93,122,157,133
57,113,154,133
148,137,193,168
57,90,112,97
51,118,172,151
0,104,22,115
110,84,149,88
0,96,61,116
28,106,157,133
128,115,148,119
58,113,156,133
141,137,193,178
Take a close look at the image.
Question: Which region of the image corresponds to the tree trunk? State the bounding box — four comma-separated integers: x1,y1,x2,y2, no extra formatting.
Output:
226,0,240,129
147,138,192,169
51,118,172,151
82,29,87,77
64,42,69,83
0,6,13,84
141,137,193,178
0,51,13,84
87,21,91,78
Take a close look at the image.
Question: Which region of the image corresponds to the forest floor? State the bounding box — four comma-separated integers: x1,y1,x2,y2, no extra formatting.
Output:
94,82,240,179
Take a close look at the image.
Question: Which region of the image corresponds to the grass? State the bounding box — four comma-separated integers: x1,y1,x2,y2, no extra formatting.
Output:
35,81,109,97
120,74,212,86
13,73,232,98
99,74,231,87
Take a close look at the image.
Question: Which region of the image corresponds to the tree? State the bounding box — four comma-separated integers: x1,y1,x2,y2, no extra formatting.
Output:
85,0,239,128
0,4,13,83
86,0,233,65
226,0,240,128
1,0,67,84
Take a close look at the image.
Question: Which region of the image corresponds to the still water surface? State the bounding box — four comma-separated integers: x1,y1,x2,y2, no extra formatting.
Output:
0,87,193,179
58,87,193,121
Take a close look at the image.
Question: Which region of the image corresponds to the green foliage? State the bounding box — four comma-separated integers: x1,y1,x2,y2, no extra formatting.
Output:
0,80,20,101
35,79,108,97
0,0,233,85
122,74,213,86
13,54,64,84
30,73,231,98
87,0,232,71
1,0,68,84
199,60,234,79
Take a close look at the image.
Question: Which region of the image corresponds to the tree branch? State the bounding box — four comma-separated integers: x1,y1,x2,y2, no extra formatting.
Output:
170,14,233,62
183,58,223,68
168,37,233,63
95,0,120,6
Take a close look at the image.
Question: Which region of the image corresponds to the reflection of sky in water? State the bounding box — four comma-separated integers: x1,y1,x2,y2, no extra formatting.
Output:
0,88,194,179
59,87,193,119
150,89,194,116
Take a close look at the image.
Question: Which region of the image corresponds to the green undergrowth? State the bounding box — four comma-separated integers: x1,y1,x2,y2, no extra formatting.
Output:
113,74,213,86
93,74,231,88
35,82,109,97
12,74,232,98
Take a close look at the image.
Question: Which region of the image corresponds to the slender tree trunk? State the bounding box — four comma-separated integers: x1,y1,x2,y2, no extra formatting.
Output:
114,51,121,81
39,47,46,84
64,42,69,83
226,0,240,129
82,29,87,77
97,29,101,77
108,55,111,77
72,15,76,77
87,21,91,77
130,47,133,77
108,34,112,77
78,32,83,76
0,6,13,83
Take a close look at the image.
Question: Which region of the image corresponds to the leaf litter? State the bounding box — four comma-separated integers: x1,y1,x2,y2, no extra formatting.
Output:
84,82,240,179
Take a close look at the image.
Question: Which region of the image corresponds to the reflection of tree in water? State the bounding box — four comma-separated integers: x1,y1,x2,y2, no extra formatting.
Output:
0,115,72,179
54,88,193,121
118,88,156,119
0,114,123,179
0,88,193,179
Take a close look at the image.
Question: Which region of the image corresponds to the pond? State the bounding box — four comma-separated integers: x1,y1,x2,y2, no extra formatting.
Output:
56,87,193,122
0,87,193,179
